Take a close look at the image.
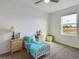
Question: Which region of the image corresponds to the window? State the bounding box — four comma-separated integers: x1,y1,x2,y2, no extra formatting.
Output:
61,13,77,36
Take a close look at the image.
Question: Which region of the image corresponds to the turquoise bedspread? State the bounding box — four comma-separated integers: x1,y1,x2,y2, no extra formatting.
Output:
23,36,50,58
29,43,50,57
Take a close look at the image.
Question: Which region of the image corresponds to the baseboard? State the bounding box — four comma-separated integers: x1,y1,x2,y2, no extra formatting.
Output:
0,48,25,55
54,41,79,50
0,51,10,56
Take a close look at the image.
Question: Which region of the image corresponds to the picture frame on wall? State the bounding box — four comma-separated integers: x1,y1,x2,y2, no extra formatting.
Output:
14,33,20,39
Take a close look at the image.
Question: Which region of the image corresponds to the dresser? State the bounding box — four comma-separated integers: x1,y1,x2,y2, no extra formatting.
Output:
10,38,23,53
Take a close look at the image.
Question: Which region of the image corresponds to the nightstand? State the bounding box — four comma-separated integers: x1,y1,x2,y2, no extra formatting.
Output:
46,35,54,42
10,38,23,53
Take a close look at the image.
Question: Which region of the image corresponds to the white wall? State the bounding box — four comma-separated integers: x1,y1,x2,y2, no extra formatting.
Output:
49,4,79,48
0,0,48,54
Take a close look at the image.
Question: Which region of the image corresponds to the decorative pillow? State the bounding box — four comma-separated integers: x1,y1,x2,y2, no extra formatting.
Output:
23,36,34,43
23,36,30,43
30,36,36,42
35,38,39,41
29,38,33,43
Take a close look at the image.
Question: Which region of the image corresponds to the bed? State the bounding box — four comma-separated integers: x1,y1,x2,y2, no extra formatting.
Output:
23,36,50,59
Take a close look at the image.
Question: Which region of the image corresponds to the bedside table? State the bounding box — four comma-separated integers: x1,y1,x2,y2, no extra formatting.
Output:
10,38,23,53
46,35,54,42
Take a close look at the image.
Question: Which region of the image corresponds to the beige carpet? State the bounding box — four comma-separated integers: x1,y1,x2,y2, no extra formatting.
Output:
0,42,79,59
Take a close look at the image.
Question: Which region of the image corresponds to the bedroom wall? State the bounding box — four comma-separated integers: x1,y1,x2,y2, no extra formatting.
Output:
0,0,48,54
49,4,79,48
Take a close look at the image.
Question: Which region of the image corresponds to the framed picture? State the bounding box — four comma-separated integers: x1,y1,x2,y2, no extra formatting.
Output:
14,33,20,39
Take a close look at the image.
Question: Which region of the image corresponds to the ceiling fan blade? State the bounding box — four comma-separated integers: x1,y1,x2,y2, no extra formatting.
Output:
51,0,59,3
35,0,42,4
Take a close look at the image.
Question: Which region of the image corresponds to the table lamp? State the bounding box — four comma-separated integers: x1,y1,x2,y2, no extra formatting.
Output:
10,26,15,39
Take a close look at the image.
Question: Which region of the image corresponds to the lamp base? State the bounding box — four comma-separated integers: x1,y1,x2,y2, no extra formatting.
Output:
12,32,15,39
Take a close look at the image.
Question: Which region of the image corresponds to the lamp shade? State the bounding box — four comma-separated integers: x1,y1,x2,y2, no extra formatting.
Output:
10,26,16,32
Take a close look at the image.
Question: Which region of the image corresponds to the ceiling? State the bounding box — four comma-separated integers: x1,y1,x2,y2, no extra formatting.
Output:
3,0,79,13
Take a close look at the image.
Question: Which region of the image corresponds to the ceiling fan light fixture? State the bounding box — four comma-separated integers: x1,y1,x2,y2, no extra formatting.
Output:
44,0,50,3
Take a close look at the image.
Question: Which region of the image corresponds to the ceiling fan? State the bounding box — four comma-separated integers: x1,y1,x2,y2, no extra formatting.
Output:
35,0,59,4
